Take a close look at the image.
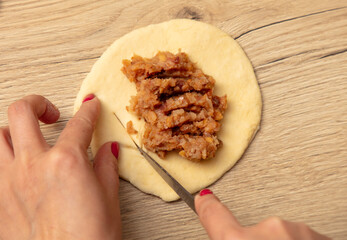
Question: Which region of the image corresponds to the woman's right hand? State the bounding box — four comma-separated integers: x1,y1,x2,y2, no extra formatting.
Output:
195,189,330,240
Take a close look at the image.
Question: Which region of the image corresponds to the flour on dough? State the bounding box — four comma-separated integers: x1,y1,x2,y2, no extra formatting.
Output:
74,19,262,201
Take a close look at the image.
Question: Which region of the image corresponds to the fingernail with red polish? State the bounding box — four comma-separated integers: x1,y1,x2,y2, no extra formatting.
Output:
111,142,119,159
82,94,95,103
200,189,213,196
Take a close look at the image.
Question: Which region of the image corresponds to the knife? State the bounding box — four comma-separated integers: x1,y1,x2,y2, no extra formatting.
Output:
114,113,196,213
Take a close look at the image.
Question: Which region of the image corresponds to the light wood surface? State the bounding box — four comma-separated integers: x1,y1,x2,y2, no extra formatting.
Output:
0,0,346,239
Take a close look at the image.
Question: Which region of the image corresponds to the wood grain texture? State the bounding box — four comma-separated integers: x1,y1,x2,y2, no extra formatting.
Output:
0,0,346,239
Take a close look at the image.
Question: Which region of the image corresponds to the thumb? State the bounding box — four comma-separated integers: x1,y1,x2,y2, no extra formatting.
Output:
93,141,120,202
195,189,242,240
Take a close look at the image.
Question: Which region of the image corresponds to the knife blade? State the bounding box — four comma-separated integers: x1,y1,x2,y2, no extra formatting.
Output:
114,113,196,213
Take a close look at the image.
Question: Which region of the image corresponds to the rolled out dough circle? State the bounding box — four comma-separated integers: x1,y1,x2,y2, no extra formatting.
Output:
74,19,262,201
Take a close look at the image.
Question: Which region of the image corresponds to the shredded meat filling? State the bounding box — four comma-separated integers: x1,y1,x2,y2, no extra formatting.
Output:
126,121,138,135
122,51,227,161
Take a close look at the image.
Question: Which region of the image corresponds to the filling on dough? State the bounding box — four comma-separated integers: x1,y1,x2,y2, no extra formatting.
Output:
122,51,227,161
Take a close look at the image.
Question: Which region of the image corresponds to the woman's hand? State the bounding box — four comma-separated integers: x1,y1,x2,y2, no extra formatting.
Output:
0,95,121,240
195,189,330,240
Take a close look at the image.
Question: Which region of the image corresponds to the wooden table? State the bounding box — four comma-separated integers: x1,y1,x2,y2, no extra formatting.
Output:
0,0,346,239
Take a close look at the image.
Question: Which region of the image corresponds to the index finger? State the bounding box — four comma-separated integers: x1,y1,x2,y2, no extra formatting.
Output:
195,189,242,239
57,94,100,151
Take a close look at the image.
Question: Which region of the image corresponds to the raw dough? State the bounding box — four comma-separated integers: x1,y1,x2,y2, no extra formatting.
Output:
74,19,262,201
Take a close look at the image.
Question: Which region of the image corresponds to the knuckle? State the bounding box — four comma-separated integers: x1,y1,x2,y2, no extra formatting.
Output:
49,147,82,171
8,99,32,115
264,217,290,236
265,216,283,227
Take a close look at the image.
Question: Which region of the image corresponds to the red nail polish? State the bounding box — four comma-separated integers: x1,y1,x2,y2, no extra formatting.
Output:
82,94,95,103
200,189,213,196
111,142,119,159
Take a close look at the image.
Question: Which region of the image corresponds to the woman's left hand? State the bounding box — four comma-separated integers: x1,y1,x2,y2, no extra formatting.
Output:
0,94,121,240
